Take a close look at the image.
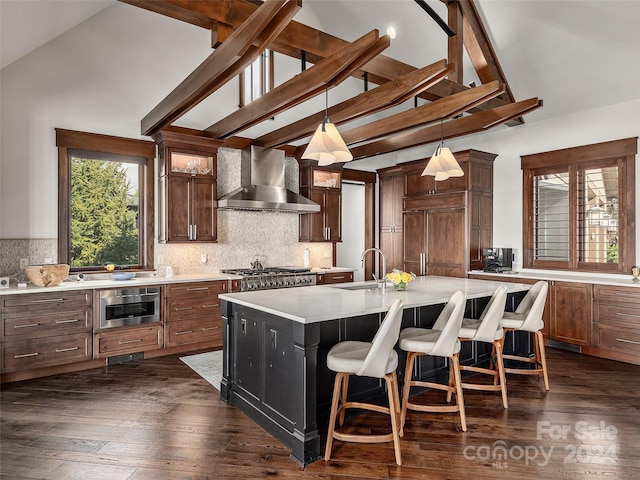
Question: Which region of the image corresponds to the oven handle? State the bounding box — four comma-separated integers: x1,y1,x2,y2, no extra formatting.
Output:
115,293,160,299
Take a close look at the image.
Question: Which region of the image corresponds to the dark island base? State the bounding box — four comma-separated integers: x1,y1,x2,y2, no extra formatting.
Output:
220,291,531,466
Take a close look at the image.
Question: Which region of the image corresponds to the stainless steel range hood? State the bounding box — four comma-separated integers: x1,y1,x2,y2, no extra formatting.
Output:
217,145,320,213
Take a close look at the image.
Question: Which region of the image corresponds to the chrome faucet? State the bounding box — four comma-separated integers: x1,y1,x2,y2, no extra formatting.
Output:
361,248,387,290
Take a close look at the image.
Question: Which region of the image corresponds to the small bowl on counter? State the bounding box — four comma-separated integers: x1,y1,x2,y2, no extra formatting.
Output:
112,272,136,281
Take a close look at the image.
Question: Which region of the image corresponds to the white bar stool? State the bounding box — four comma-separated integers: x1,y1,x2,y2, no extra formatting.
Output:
399,291,467,432
500,281,550,391
325,299,405,465
458,285,509,408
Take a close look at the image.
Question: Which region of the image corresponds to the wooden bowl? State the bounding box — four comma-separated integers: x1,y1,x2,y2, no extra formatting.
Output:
25,264,70,287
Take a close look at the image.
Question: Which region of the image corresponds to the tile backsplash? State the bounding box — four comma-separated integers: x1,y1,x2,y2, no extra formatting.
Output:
0,147,333,277
0,238,58,277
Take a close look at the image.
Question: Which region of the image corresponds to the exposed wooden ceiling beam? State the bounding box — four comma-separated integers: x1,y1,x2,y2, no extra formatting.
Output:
254,60,452,148
345,97,542,160
203,30,390,139
447,0,521,123
122,0,518,121
447,0,464,84
140,0,300,136
338,80,505,146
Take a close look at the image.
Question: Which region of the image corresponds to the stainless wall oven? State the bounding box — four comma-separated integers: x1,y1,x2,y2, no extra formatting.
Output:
98,286,160,329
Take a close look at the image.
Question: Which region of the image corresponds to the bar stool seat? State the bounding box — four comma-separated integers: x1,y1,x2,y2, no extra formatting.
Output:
325,299,404,465
500,281,550,391
399,291,467,432
458,286,509,408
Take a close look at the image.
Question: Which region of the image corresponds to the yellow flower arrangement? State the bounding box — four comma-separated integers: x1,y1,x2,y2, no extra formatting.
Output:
386,269,416,291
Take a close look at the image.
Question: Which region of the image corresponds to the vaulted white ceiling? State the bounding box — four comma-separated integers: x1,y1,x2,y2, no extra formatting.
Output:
2,0,639,132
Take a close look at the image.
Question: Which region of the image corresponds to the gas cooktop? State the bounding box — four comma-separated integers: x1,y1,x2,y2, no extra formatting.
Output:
221,267,315,291
221,267,311,276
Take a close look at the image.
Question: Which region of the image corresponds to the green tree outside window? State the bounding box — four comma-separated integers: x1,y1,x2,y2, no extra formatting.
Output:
70,157,139,268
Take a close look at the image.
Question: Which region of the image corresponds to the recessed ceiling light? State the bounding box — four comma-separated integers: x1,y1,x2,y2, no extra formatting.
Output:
386,26,397,39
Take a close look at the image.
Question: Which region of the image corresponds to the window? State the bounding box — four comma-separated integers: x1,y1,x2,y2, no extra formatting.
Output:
56,129,155,272
239,49,274,107
522,137,636,273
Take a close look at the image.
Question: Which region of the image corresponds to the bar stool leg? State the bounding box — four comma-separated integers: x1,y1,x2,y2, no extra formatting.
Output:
494,337,508,408
389,371,404,438
401,352,417,429
446,359,454,403
536,330,550,391
338,372,349,426
451,353,467,432
325,372,345,460
385,372,403,465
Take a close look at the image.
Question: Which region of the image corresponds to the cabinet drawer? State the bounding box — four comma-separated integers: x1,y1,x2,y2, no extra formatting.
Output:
594,285,640,304
166,299,221,322
595,303,640,331
596,327,640,355
1,333,92,373
165,281,227,298
2,310,91,341
2,290,91,312
321,272,354,284
95,325,162,357
165,318,221,347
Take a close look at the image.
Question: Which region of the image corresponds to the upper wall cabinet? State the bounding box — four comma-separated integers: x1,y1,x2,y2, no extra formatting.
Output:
299,161,342,242
154,131,222,243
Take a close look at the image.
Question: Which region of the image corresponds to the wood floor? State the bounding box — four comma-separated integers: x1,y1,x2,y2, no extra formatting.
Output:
1,347,639,479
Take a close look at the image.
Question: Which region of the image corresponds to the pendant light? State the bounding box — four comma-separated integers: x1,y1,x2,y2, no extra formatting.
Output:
301,87,352,166
422,118,464,180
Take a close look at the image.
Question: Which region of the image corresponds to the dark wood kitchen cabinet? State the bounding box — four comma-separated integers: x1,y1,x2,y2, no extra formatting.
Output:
154,131,222,243
403,193,468,278
0,290,93,373
593,284,640,363
379,150,496,277
378,167,405,271
164,280,226,348
299,162,342,242
551,281,593,347
316,271,354,285
94,325,163,358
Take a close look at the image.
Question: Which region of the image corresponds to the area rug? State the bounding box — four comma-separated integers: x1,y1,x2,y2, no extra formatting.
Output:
180,350,223,390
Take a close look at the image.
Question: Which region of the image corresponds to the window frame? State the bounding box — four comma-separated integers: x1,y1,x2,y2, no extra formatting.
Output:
522,137,637,274
56,128,156,273
238,49,274,108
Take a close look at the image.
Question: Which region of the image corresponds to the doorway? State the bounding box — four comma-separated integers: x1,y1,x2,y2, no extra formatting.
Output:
337,182,366,282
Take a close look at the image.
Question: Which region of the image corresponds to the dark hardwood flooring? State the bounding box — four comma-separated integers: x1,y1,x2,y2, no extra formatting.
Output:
1,348,639,479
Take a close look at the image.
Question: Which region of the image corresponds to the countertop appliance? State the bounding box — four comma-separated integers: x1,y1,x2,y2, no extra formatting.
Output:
483,248,514,273
98,286,160,329
221,267,316,291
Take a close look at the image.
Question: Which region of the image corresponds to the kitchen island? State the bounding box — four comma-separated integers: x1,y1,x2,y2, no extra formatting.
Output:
219,275,532,465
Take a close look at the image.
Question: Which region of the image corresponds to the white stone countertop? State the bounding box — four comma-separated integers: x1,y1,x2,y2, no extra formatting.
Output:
468,269,640,288
0,273,242,296
219,275,532,324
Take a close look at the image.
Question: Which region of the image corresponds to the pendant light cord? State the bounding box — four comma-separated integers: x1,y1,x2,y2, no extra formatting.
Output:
322,87,329,132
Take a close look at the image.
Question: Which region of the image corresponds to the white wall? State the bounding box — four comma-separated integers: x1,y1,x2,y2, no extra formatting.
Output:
337,182,365,281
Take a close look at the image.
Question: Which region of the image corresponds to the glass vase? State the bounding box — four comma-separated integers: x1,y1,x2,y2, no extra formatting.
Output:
394,281,407,291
